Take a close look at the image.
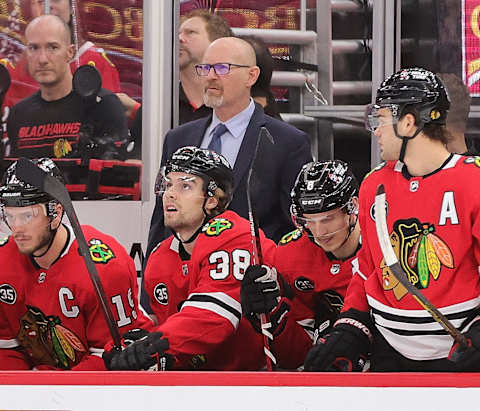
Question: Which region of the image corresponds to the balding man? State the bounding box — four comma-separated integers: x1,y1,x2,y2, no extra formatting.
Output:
6,15,129,161
143,37,312,313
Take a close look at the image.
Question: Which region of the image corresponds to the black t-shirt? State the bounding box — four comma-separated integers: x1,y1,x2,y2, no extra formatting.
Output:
6,88,129,159
179,83,212,125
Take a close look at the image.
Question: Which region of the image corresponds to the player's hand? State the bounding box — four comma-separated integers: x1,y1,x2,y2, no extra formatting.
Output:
103,328,174,371
241,265,292,337
304,309,372,372
448,321,480,371
241,264,280,314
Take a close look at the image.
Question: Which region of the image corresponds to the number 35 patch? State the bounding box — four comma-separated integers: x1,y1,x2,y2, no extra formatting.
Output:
0,284,17,304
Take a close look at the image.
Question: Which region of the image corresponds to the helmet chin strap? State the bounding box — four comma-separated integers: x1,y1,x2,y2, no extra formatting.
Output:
394,123,424,163
173,196,213,245
32,220,60,258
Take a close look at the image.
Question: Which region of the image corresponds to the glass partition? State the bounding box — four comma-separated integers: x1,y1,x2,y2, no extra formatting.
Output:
0,0,144,200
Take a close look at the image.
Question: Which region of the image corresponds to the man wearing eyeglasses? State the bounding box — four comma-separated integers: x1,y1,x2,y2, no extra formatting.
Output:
147,36,311,252
178,9,233,125
144,36,311,316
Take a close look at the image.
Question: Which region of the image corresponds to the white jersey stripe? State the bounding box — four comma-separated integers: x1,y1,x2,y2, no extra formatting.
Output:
0,338,19,349
368,295,480,360
182,292,242,329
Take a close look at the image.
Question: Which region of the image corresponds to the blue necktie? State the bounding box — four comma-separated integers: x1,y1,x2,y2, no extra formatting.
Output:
208,123,227,155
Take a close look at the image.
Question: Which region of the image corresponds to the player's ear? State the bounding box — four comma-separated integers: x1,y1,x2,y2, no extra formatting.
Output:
51,203,63,229
205,195,219,214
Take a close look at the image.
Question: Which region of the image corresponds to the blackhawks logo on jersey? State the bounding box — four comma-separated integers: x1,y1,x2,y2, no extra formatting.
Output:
381,218,454,300
17,305,87,369
88,238,115,263
279,229,302,245
464,156,480,168
0,236,9,247
202,218,233,236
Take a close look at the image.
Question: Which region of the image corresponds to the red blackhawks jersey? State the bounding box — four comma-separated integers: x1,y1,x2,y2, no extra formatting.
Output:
0,225,152,370
143,210,276,370
272,229,356,369
344,154,480,361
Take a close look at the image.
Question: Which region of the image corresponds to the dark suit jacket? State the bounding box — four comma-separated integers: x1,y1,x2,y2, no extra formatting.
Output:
147,103,312,255
140,104,312,312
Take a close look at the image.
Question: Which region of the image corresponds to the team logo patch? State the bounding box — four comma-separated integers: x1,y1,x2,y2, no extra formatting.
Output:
430,110,441,120
182,264,189,276
370,200,389,221
0,236,8,246
202,218,233,236
154,283,169,305
17,305,86,369
88,238,115,264
294,276,315,292
464,156,480,168
0,284,17,304
53,138,72,158
279,229,302,245
381,218,454,300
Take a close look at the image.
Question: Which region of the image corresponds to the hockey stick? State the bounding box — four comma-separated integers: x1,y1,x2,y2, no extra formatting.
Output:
15,157,122,349
246,126,277,371
374,184,468,348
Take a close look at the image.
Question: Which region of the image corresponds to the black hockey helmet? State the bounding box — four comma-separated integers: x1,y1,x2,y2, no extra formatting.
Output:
374,67,450,126
0,158,65,218
290,160,358,220
159,146,234,207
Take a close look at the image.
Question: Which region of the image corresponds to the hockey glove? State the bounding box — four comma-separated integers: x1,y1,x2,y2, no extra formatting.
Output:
241,265,291,336
304,309,372,372
448,320,480,371
103,328,174,371
313,290,345,339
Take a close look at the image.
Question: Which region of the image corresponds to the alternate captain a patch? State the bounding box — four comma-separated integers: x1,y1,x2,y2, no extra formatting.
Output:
88,238,115,264
202,218,233,237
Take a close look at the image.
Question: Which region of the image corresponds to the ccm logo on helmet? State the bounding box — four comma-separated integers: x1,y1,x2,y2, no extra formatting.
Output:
294,277,315,292
301,199,322,205
0,284,17,304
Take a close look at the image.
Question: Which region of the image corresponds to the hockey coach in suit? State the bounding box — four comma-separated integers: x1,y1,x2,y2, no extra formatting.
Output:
146,37,312,267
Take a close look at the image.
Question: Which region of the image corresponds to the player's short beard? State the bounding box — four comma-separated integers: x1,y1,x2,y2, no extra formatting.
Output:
19,226,53,256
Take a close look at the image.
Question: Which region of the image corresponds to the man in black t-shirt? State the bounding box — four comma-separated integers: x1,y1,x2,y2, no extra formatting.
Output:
6,14,129,161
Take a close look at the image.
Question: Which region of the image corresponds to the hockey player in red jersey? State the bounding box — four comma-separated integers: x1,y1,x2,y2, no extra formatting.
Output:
103,147,275,370
0,158,152,370
304,67,480,372
240,160,360,369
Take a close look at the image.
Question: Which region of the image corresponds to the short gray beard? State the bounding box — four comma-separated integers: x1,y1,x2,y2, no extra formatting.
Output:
203,93,223,108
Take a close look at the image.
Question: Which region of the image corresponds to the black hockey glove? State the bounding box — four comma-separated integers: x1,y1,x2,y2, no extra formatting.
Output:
103,329,174,371
448,321,480,371
313,290,345,338
241,264,291,337
304,309,372,372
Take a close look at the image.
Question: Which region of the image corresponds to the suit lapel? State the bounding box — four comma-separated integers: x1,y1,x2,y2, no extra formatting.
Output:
192,115,212,146
232,104,267,191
